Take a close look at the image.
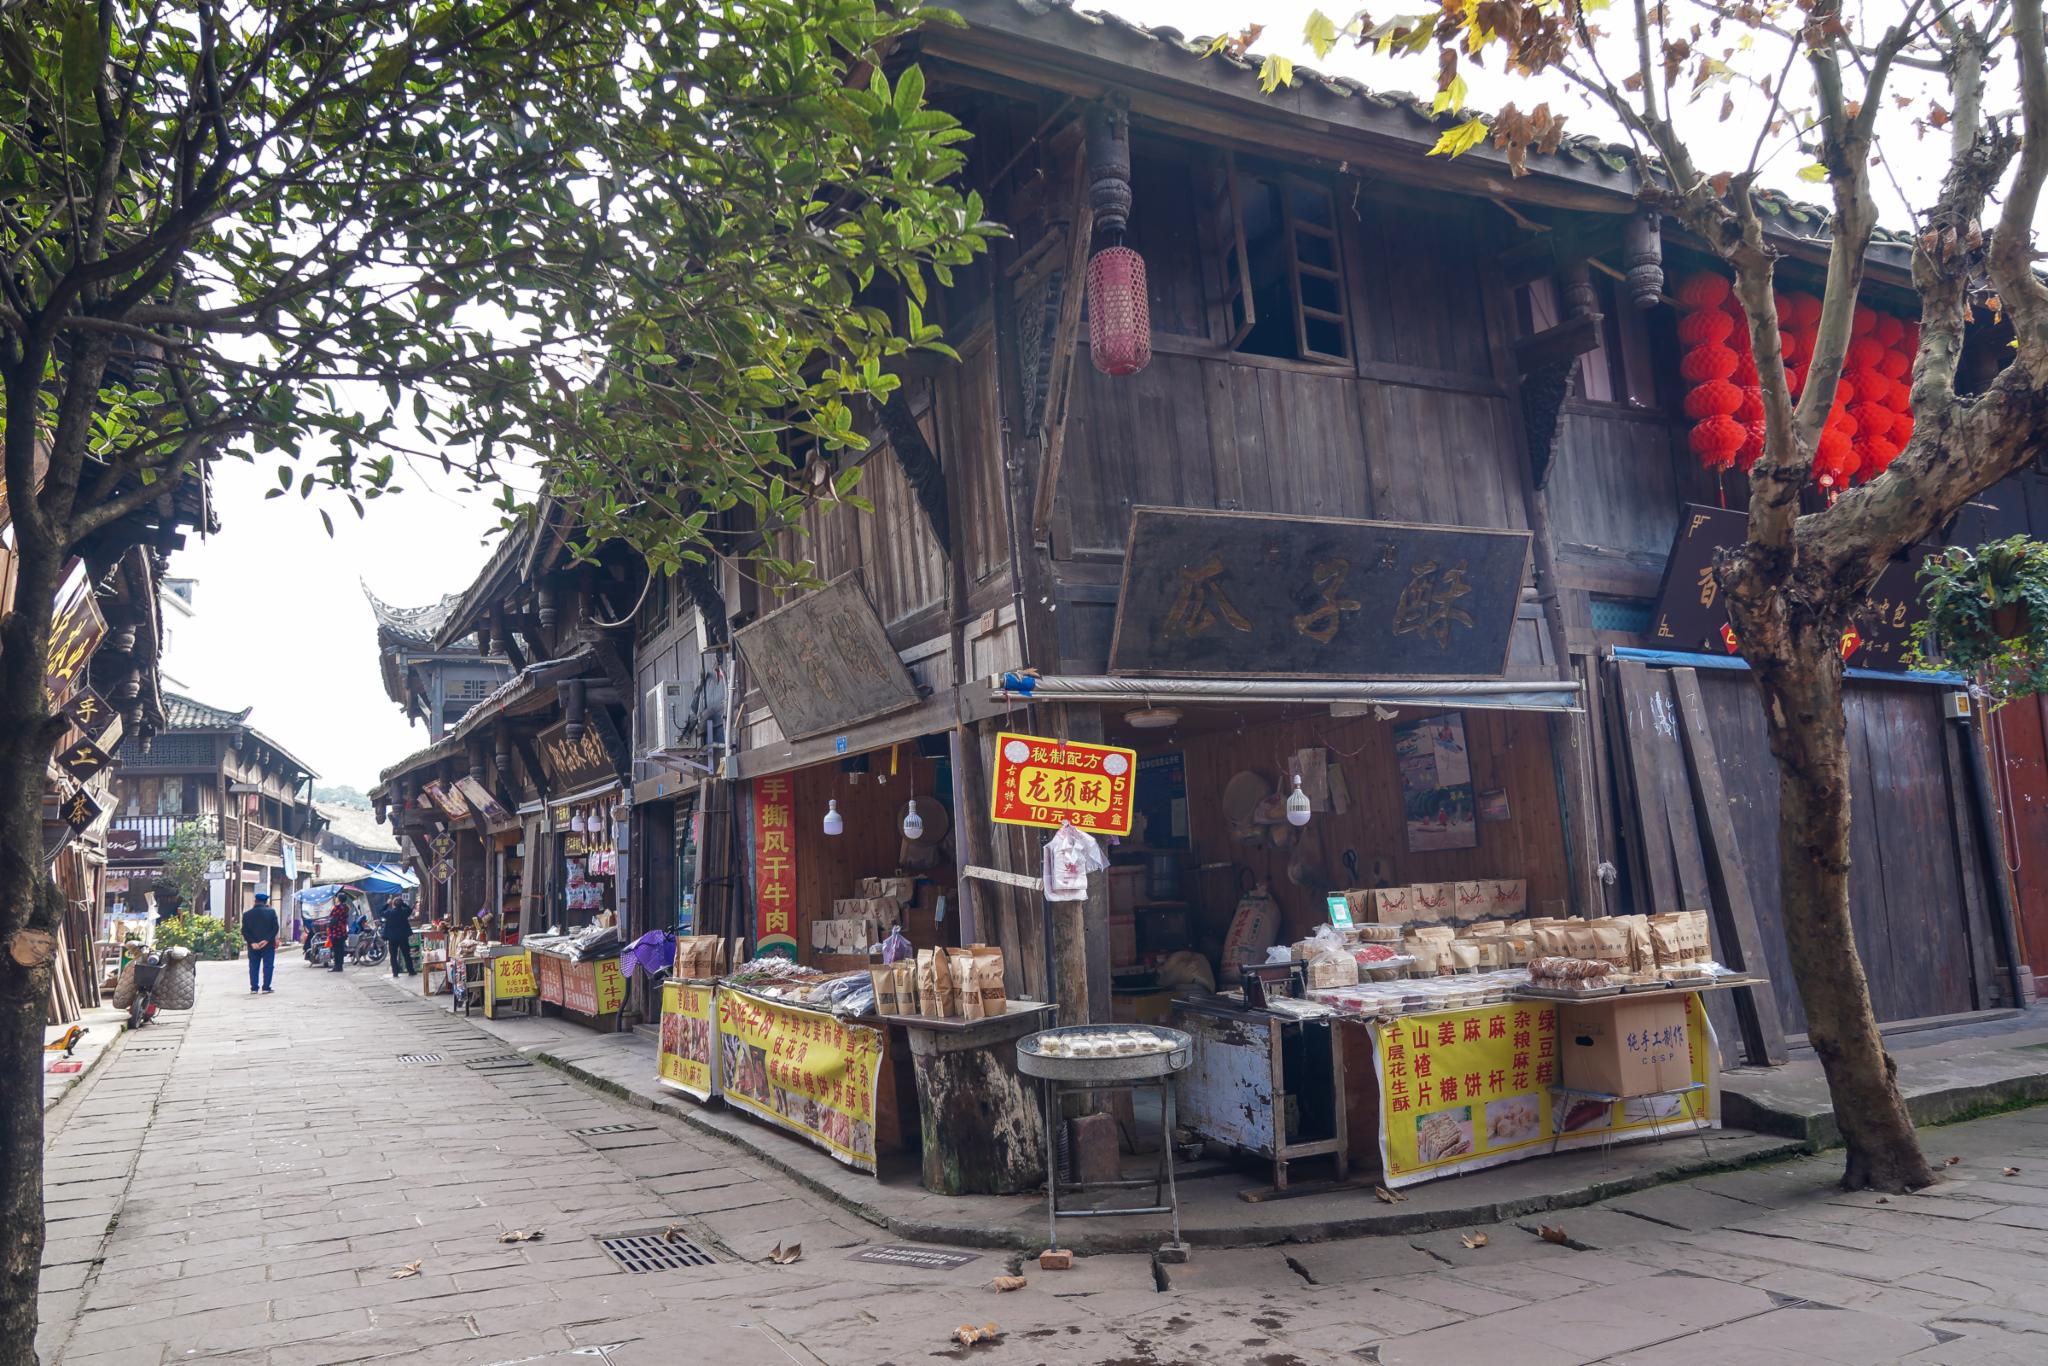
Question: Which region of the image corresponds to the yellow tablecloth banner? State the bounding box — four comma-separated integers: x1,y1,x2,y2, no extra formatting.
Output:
656,979,718,1102
716,988,884,1173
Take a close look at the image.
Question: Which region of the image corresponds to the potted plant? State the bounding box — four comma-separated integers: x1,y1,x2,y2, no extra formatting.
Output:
1906,535,2048,704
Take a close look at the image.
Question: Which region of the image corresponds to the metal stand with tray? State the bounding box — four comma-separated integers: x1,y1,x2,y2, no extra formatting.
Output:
1018,1024,1194,1263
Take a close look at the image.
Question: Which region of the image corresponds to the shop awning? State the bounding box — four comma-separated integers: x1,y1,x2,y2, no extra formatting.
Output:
363,862,420,895
988,673,1583,714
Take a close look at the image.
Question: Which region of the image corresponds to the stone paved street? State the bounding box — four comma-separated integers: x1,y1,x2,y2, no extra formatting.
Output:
36,960,2048,1365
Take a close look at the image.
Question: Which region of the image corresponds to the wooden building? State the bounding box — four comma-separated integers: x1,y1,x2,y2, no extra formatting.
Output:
106,691,322,923
365,584,514,739
368,0,2029,1058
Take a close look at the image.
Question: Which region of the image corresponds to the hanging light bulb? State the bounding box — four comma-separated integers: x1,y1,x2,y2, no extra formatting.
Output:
822,799,844,836
902,798,924,841
1285,775,1312,828
570,809,586,834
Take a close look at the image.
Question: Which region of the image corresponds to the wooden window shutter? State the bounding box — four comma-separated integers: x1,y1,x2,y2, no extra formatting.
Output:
1222,152,1257,348
1283,176,1350,365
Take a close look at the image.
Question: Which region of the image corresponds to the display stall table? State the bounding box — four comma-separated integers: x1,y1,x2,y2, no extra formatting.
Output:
873,1002,1055,1195
528,946,628,1029
1172,997,1350,1191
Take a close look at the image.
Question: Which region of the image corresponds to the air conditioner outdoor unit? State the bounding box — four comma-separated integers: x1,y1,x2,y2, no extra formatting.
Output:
643,682,687,754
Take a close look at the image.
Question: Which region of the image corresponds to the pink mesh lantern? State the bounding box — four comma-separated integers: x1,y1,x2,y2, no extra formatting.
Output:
1087,245,1151,377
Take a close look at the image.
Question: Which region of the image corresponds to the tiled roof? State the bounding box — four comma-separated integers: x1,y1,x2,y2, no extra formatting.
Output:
362,582,467,648
161,691,252,730
984,0,1915,249
315,801,402,856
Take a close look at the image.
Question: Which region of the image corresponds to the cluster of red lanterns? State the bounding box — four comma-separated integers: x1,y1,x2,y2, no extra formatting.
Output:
1674,272,1916,487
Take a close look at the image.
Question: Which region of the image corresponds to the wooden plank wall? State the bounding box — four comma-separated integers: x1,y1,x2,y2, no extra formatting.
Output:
786,753,959,968
1161,706,1571,951
1621,664,2006,1031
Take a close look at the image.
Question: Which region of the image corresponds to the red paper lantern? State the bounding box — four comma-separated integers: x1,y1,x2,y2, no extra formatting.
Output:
1736,385,1764,424
1852,305,1878,336
1848,336,1885,370
1852,403,1893,443
1874,314,1905,348
1787,293,1823,329
1680,344,1739,384
1880,349,1910,382
1886,376,1912,412
1780,330,1809,367
1086,246,1151,377
1787,363,1808,399
1739,420,1767,473
1684,378,1744,421
1678,308,1736,346
1816,426,1855,485
1678,273,1732,310
1690,414,1746,469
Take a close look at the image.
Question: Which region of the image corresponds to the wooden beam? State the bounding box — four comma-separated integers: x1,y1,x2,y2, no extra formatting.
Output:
1028,146,1094,547
511,731,551,806
1668,667,1790,1066
1514,313,1604,375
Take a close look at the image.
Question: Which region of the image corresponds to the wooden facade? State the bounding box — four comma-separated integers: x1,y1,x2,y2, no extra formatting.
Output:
370,0,2029,1044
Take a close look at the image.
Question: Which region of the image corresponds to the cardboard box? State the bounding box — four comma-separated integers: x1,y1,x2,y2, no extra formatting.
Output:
1558,996,1691,1098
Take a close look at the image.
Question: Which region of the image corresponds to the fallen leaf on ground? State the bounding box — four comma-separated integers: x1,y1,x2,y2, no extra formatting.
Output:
1944,1156,1962,1167
1537,1225,1570,1245
1373,1185,1406,1204
768,1242,802,1265
662,1224,683,1243
989,1275,1028,1292
954,1322,1001,1346
497,1229,544,1244
1876,1197,1890,1204
2004,1166,2021,1177
390,1260,422,1279
1460,1231,1488,1249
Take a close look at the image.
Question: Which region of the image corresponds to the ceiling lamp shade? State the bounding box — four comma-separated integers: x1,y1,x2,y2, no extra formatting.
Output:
1087,246,1151,377
1124,705,1182,730
822,799,844,837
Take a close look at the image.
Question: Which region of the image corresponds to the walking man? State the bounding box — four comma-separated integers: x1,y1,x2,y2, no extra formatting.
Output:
241,892,279,994
326,893,352,972
378,897,418,976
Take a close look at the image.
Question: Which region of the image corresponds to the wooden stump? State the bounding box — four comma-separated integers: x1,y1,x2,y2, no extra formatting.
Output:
906,1006,1051,1196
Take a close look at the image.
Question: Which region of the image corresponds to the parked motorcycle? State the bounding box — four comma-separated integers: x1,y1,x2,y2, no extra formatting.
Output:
302,926,385,967
128,946,191,1029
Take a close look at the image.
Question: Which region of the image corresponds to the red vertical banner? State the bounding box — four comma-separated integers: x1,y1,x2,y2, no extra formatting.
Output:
753,777,798,960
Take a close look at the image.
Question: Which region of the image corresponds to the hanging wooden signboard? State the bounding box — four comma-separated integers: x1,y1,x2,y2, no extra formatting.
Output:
734,572,920,741
1107,508,1530,679
45,566,107,706
535,719,618,793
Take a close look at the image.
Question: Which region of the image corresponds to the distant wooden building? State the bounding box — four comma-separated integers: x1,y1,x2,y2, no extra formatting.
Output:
366,583,514,739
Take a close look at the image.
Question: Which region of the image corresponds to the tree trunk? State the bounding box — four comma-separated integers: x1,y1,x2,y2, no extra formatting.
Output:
0,527,65,1366
1750,611,1935,1193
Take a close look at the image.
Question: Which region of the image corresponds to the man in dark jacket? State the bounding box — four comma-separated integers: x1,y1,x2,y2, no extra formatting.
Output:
377,898,418,976
241,892,279,994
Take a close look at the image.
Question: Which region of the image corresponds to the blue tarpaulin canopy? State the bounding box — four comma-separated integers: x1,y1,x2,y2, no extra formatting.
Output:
362,863,419,895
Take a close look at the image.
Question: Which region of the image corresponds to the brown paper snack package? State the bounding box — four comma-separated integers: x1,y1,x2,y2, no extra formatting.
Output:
1445,940,1482,971
869,963,903,1015
1410,883,1452,923
952,950,986,1021
1454,881,1490,921
1587,925,1631,969
970,945,1006,1013
1686,909,1713,963
916,949,944,1019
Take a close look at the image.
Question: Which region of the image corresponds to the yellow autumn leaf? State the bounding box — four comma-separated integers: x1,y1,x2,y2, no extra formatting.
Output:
1797,163,1830,182
1434,74,1470,115
1428,117,1490,158
1304,9,1340,58
1259,53,1295,92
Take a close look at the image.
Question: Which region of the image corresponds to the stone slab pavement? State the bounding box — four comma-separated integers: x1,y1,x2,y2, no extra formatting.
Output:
36,956,2048,1365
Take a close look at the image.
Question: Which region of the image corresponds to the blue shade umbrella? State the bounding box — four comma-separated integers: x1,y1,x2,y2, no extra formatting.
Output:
361,863,421,895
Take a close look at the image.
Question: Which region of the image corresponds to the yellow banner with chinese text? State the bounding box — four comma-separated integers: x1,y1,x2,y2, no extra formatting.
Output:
716,988,883,1172
487,952,536,1005
1372,994,1715,1188
657,979,718,1102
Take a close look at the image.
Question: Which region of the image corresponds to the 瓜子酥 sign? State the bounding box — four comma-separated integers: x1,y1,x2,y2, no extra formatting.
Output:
1107,508,1530,679
989,732,1136,836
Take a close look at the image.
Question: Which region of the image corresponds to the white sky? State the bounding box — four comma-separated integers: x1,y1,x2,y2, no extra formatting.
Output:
153,0,2023,790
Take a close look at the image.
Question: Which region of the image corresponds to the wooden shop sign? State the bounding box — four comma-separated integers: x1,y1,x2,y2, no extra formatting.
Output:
733,572,920,741
45,566,108,706
536,719,618,793
1107,508,1530,679
989,731,1137,836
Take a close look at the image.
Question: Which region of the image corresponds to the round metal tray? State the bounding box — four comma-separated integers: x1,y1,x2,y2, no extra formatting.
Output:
1017,1024,1193,1081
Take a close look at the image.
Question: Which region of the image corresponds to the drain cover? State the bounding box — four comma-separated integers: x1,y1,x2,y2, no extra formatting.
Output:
597,1231,716,1273
396,1053,442,1064
571,1123,653,1137
123,1044,175,1053
847,1245,980,1270
464,1054,531,1069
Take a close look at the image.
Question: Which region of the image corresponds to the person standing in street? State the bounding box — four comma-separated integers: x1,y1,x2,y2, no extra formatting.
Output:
241,892,279,994
326,893,352,972
378,897,418,976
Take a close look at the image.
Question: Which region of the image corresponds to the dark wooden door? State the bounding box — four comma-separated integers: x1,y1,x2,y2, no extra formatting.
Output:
1618,665,2000,1032
1995,696,2048,992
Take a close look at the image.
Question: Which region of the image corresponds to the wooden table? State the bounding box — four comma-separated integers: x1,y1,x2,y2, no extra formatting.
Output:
872,1001,1056,1195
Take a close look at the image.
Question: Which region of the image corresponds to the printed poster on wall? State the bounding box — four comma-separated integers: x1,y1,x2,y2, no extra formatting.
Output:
1393,711,1478,852
717,988,884,1172
1369,995,1717,1189
657,979,718,1102
753,776,798,959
